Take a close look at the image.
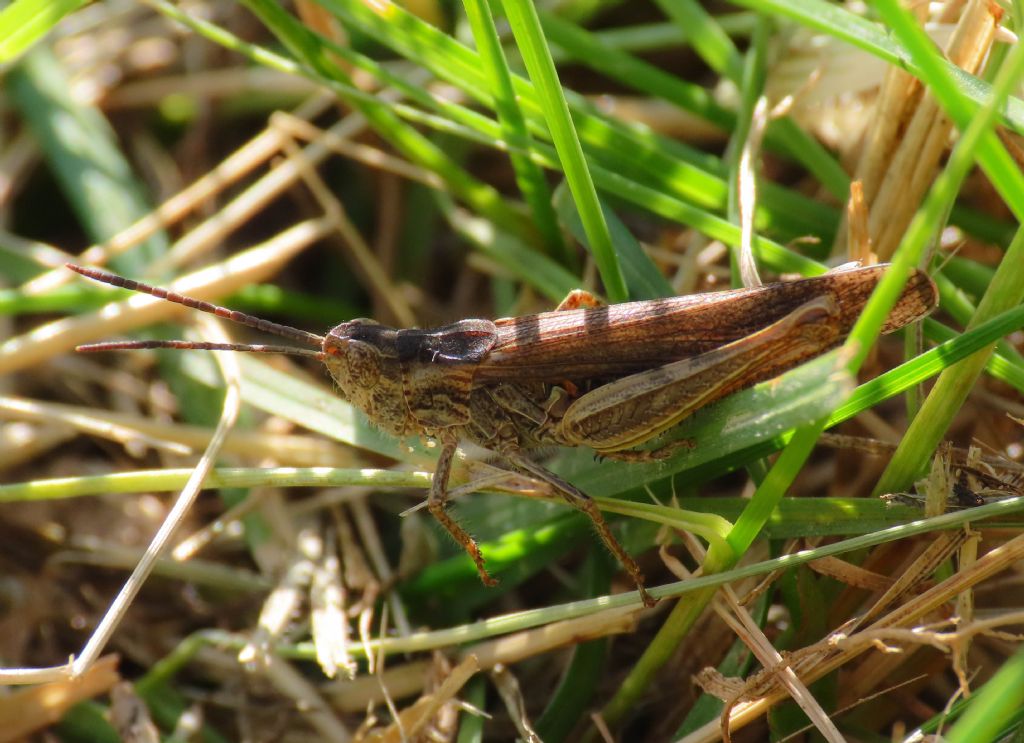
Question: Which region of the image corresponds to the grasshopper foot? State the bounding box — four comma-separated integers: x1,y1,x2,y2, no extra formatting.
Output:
428,500,499,586
455,528,499,587
468,547,500,587
478,568,500,588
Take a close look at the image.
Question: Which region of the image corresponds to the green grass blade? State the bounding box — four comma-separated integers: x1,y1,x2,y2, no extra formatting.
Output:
553,185,673,300
0,0,87,63
461,0,571,265
237,0,531,242
316,0,835,243
877,227,1024,493
870,0,1024,221
500,0,626,300
945,647,1024,743
7,47,169,271
441,196,581,302
730,0,1024,133
869,2,1024,493
654,0,744,82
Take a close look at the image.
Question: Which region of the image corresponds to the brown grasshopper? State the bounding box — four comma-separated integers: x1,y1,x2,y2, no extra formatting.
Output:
68,263,937,606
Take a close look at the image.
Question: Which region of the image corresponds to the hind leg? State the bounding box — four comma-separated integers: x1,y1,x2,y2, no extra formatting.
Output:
502,450,655,607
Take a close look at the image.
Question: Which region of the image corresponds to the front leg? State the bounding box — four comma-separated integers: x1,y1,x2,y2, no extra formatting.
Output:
428,436,498,586
503,450,656,607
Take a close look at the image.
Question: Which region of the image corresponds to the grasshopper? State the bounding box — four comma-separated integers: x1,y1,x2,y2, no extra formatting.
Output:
68,263,937,606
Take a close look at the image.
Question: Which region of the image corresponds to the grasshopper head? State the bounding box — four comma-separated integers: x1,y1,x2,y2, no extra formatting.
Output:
323,319,417,437
323,317,499,436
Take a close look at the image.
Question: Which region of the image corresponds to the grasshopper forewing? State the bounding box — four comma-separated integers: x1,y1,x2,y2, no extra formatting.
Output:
68,263,937,607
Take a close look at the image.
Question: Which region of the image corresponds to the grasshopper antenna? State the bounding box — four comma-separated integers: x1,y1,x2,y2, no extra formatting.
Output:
67,264,326,360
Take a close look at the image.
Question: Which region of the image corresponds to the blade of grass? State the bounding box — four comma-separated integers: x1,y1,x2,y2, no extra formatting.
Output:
441,197,581,303
237,0,532,243
548,16,759,58
654,0,744,83
0,0,87,63
200,493,1024,659
315,0,835,243
725,12,770,282
552,185,673,300
945,647,1024,743
7,47,169,272
461,0,570,266
0,468,433,503
538,9,734,131
871,0,1024,494
533,551,614,743
500,0,626,300
729,0,1024,134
